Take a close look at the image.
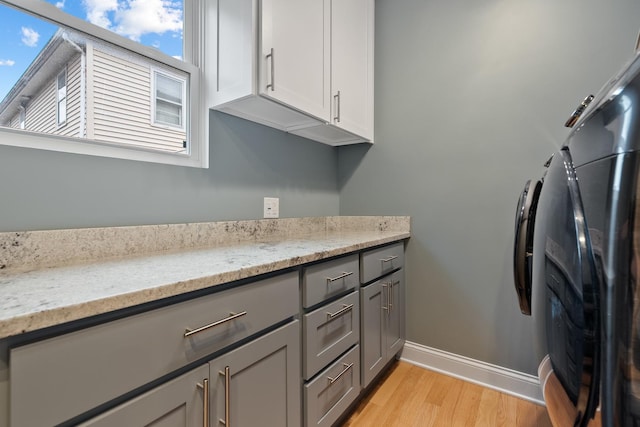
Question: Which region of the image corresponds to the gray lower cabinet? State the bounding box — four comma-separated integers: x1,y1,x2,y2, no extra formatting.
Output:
386,270,404,358
5,240,407,427
80,320,300,427
360,270,405,389
359,242,404,284
9,272,299,427
209,320,301,427
301,255,363,427
303,290,360,380
79,365,209,427
304,344,360,427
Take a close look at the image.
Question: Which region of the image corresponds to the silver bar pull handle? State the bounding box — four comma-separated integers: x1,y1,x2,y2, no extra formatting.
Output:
219,367,230,426
334,91,341,122
390,279,399,311
380,255,398,263
197,379,209,427
326,271,353,283
381,283,389,311
184,311,247,337
266,48,275,91
326,303,354,319
328,363,354,384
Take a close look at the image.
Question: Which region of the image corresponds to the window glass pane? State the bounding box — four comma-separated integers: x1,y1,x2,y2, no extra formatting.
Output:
57,70,65,89
156,73,182,104
0,1,189,154
43,0,183,59
156,100,181,126
57,97,66,124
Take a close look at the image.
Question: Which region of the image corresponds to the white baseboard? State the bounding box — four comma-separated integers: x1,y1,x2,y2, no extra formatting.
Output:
400,341,545,405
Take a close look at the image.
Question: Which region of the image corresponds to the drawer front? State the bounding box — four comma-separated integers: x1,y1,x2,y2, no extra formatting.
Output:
360,241,404,284
302,254,360,308
303,290,359,380
304,344,361,427
10,271,299,427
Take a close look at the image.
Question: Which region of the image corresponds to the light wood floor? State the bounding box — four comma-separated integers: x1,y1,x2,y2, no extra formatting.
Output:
341,361,553,427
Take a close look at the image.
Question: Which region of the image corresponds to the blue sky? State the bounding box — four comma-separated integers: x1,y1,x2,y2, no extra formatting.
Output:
0,0,184,102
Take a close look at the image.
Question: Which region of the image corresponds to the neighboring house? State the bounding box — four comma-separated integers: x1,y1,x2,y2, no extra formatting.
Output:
0,29,187,153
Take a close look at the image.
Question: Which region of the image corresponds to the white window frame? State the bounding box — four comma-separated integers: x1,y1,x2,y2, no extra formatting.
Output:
151,69,187,131
0,0,208,169
56,67,67,127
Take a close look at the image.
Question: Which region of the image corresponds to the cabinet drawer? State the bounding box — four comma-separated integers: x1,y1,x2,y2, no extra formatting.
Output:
360,241,404,284
303,290,359,380
302,254,359,308
304,344,360,427
10,271,299,427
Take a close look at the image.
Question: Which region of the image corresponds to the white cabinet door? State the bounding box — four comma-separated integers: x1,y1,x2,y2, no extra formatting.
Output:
331,0,374,140
260,0,331,121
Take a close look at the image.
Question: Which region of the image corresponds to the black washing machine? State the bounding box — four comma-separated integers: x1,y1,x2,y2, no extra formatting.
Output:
514,51,640,426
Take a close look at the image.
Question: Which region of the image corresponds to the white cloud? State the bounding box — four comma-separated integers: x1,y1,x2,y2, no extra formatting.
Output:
83,0,182,42
83,0,118,30
0,59,15,66
55,0,66,8
21,27,40,47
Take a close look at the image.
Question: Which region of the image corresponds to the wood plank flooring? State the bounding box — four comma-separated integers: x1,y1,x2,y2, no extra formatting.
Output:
341,361,553,427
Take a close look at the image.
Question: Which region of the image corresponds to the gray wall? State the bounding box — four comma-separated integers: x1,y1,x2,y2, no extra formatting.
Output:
339,0,640,374
0,111,339,231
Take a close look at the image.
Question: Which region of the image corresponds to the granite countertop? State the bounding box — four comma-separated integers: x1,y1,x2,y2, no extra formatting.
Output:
0,216,410,340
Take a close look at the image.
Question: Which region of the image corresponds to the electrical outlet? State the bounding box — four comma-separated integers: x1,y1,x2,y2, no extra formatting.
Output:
264,197,279,218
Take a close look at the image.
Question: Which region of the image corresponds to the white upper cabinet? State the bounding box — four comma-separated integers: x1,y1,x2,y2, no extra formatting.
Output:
260,0,331,121
208,0,374,146
293,0,374,143
332,0,374,140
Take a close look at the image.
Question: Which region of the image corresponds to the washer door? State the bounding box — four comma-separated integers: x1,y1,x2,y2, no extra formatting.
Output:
533,148,600,427
514,179,542,315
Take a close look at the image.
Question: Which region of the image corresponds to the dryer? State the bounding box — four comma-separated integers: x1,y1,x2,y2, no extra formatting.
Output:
514,51,640,426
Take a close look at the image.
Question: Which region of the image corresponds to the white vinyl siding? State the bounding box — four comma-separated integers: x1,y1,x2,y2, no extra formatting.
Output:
24,79,56,134
18,55,83,137
9,112,20,129
58,56,82,138
92,49,187,152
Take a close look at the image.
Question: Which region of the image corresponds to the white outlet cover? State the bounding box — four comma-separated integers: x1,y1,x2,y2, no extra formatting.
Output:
264,197,279,218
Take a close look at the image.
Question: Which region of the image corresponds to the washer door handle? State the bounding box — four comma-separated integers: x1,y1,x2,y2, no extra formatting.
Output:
565,94,594,128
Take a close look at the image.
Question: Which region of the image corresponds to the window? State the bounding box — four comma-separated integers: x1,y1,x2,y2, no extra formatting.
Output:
18,103,25,129
153,71,185,129
0,0,207,168
56,68,66,126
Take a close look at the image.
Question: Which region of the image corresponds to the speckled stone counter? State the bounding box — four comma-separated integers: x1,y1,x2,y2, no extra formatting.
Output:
0,216,410,340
